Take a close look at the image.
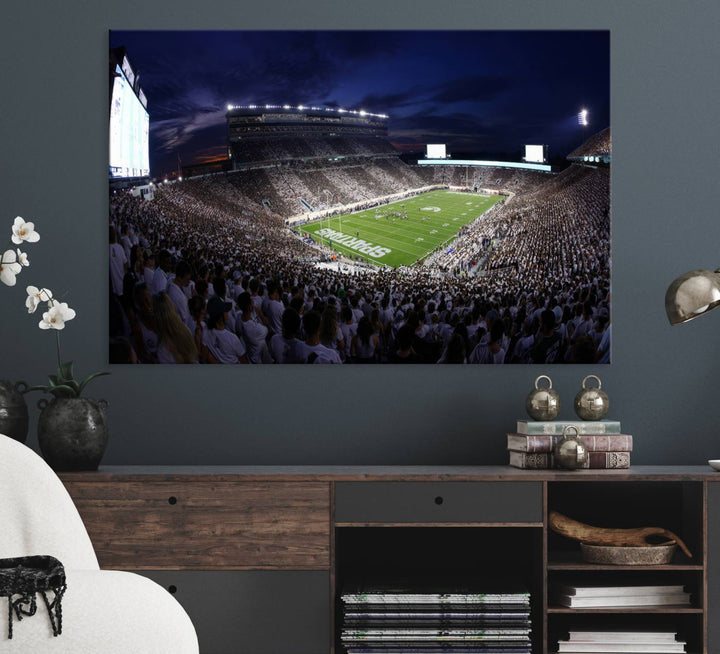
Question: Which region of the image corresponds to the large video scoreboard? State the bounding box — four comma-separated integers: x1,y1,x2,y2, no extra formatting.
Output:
109,51,149,179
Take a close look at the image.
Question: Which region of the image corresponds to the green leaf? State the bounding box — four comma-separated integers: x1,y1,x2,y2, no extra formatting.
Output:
48,374,78,393
77,371,110,396
24,384,51,394
48,384,78,398
58,361,74,383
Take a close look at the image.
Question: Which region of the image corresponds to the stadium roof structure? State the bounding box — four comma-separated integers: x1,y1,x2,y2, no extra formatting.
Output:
567,127,611,164
226,104,388,119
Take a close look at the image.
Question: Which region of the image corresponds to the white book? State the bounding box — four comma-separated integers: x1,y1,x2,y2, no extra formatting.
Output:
557,585,685,597
558,643,685,653
568,631,679,642
554,593,690,608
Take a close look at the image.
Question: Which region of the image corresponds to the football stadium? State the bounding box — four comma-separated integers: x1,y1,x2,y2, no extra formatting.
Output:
109,40,610,366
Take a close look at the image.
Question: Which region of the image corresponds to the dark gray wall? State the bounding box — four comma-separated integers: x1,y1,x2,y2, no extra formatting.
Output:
1,0,719,465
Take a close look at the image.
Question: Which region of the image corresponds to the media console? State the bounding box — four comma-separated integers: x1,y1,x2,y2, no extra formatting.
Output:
60,466,720,654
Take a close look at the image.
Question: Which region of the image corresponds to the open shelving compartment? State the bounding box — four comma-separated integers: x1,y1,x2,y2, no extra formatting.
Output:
334,526,544,654
545,480,706,654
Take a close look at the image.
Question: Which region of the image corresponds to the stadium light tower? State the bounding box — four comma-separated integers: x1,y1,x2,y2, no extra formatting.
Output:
578,108,589,126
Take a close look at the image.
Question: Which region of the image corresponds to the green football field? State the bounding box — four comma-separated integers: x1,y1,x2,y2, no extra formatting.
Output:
299,190,503,268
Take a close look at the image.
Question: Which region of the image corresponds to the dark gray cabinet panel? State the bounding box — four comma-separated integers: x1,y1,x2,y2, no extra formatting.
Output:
708,483,720,654
137,570,330,654
334,481,542,523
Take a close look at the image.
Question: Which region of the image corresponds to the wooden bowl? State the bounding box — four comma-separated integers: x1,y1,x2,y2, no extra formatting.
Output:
580,542,677,565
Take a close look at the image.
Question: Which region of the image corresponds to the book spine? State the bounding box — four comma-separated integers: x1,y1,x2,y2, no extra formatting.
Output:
508,433,632,453
549,451,630,469
584,451,631,469
509,451,550,469
517,420,621,435
510,451,630,469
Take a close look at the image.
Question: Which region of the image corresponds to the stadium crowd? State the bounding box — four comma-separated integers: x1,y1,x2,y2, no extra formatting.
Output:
110,141,610,364
231,135,397,165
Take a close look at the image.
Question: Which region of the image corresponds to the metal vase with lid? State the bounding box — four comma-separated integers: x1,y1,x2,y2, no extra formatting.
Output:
0,381,29,443
574,374,609,421
525,375,561,421
554,425,589,470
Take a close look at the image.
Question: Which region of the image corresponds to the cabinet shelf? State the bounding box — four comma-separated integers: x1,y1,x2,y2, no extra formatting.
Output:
548,605,703,614
547,562,703,571
547,551,703,571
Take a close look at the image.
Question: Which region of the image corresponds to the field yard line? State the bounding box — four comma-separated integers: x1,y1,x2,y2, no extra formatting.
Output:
343,209,485,235
347,219,463,241
313,218,447,254
325,220,442,252
310,229,427,260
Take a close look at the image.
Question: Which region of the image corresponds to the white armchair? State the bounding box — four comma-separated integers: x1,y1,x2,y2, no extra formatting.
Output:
0,434,199,653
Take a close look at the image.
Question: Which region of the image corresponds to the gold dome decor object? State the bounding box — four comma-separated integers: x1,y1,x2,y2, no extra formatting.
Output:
525,375,560,421
574,374,609,421
553,426,589,470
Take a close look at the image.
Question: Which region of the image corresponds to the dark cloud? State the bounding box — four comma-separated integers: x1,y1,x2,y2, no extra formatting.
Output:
428,76,513,104
355,89,423,112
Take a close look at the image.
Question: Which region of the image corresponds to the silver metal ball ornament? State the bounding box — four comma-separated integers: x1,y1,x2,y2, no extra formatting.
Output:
554,425,589,470
574,374,609,421
525,375,561,421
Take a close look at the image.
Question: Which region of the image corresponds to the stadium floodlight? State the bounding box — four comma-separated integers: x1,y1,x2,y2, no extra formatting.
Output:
579,109,589,126
283,104,290,109
298,105,304,110
359,110,366,116
227,104,233,111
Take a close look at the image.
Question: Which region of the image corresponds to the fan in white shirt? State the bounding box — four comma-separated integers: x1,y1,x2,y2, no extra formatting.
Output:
299,311,342,364
236,292,272,364
205,296,247,364
262,279,285,336
167,261,192,327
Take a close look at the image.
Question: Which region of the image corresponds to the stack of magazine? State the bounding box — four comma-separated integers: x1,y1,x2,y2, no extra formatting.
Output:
340,585,532,653
557,630,686,653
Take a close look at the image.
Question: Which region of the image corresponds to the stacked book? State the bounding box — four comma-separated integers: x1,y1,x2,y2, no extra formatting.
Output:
557,630,687,653
551,583,691,609
507,420,632,469
340,586,532,653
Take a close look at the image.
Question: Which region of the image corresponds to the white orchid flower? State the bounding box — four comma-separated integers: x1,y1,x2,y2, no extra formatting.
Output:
11,217,40,245
25,286,53,313
0,249,22,286
39,301,76,330
16,249,29,266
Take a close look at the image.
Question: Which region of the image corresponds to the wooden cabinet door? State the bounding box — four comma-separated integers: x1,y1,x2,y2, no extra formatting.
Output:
65,480,331,570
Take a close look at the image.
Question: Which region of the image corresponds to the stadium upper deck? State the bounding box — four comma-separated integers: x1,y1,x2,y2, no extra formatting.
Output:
226,105,390,167
567,127,611,164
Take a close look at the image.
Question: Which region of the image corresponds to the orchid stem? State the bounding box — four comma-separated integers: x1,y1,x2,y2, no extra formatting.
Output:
56,330,61,370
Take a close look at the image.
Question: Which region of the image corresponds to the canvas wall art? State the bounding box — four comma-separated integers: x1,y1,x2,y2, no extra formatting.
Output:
108,30,610,364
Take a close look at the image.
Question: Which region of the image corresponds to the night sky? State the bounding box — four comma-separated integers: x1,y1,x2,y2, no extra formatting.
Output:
109,30,609,177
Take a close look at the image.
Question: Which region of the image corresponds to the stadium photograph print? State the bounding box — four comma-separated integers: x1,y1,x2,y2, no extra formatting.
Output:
108,30,610,365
